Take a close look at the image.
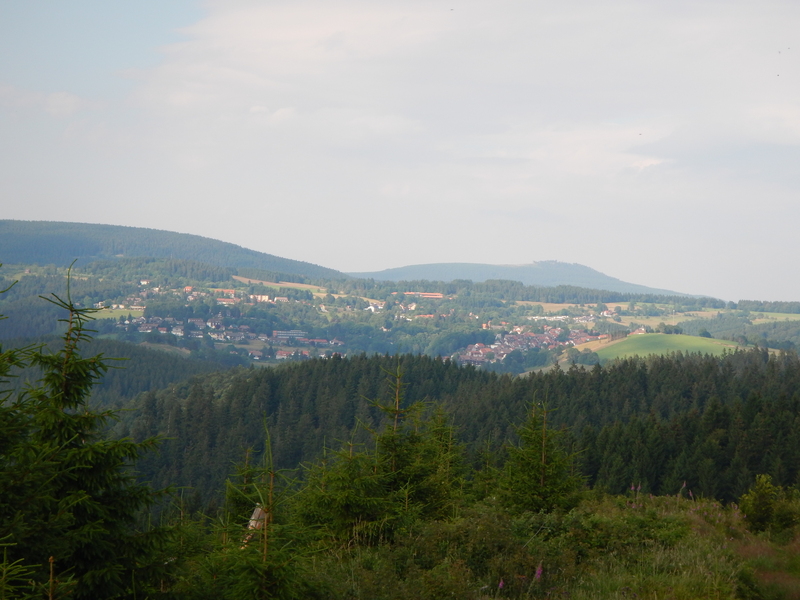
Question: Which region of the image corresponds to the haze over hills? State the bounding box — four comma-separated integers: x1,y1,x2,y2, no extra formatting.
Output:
350,261,688,296
0,220,345,280
1,220,693,296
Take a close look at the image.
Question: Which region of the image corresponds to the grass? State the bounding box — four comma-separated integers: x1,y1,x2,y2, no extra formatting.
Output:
90,307,143,320
308,495,763,600
232,275,328,293
232,275,384,303
736,538,800,599
749,312,800,324
556,496,761,600
593,334,740,361
515,301,585,313
138,342,192,356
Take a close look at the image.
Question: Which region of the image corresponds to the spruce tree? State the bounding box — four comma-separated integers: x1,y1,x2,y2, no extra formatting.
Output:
294,364,464,545
499,403,584,513
0,282,169,599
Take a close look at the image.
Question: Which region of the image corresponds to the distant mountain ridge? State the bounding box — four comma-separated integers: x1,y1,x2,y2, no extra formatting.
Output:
350,261,687,296
0,220,345,280
0,221,688,296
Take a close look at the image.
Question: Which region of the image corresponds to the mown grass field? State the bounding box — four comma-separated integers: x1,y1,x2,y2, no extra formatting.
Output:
750,311,800,323
594,333,740,361
92,307,143,320
138,342,192,356
232,275,328,293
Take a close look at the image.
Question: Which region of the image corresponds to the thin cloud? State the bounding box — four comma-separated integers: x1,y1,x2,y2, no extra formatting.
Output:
2,0,800,300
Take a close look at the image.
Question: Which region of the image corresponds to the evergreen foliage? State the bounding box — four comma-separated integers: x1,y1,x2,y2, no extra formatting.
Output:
0,220,343,279
7,265,800,597
0,279,168,599
499,403,584,513
122,348,800,509
2,337,227,409
294,366,463,545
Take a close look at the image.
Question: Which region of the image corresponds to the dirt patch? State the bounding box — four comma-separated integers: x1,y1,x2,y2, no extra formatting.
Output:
757,570,800,596
734,538,776,561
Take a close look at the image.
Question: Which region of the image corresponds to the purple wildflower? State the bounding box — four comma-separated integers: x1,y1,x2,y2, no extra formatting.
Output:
499,579,504,589
535,563,543,581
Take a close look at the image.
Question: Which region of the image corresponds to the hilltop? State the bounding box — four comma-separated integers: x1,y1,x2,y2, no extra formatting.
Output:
0,220,345,280
1,221,690,297
350,260,686,296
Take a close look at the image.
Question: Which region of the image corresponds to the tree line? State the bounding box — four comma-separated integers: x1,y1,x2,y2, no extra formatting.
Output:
117,346,800,511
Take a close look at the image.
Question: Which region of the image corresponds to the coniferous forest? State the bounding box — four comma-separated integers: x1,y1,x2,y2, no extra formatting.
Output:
123,347,800,509
5,291,800,599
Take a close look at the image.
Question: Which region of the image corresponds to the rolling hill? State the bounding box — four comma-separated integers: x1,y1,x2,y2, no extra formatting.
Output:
594,333,741,361
350,261,687,296
0,220,345,280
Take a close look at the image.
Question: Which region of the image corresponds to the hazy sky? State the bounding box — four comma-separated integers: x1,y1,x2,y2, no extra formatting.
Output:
2,1,798,300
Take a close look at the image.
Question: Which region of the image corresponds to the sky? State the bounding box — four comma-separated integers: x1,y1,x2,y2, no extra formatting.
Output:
1,0,799,301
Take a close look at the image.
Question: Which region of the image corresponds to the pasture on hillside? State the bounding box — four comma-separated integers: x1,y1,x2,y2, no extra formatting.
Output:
594,333,740,361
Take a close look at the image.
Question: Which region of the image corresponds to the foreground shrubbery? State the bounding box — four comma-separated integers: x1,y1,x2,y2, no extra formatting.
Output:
163,491,767,600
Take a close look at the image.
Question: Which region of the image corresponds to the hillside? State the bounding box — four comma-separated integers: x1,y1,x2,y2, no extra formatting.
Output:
0,220,345,280
124,348,795,505
350,260,687,296
593,333,741,361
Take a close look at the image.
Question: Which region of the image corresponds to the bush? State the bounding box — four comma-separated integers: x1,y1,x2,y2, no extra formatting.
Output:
739,474,800,535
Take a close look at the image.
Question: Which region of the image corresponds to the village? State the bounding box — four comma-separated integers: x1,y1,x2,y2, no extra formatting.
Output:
457,326,608,366
99,279,621,366
103,281,347,360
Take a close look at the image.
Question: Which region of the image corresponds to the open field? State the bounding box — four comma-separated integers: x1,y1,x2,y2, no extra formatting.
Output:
593,334,740,361
138,342,192,357
749,311,800,323
517,299,800,329
232,275,328,293
515,301,583,312
92,308,142,320
231,275,384,304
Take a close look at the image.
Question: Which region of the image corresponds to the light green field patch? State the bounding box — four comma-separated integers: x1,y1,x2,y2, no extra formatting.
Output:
138,343,191,357
90,308,141,320
749,312,800,323
595,334,740,361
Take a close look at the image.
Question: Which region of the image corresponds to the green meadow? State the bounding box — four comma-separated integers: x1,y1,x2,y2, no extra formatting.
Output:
595,333,740,361
750,311,800,323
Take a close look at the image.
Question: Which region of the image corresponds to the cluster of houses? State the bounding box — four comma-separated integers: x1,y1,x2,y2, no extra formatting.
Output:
457,326,607,366
526,314,596,323
116,316,343,349
101,284,295,312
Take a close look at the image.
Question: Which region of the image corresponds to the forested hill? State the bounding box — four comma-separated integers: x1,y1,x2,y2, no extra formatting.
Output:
350,260,686,296
123,348,800,507
4,337,231,407
0,220,344,280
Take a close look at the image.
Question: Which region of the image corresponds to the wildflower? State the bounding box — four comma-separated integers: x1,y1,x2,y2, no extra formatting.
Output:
499,579,505,589
535,563,543,581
